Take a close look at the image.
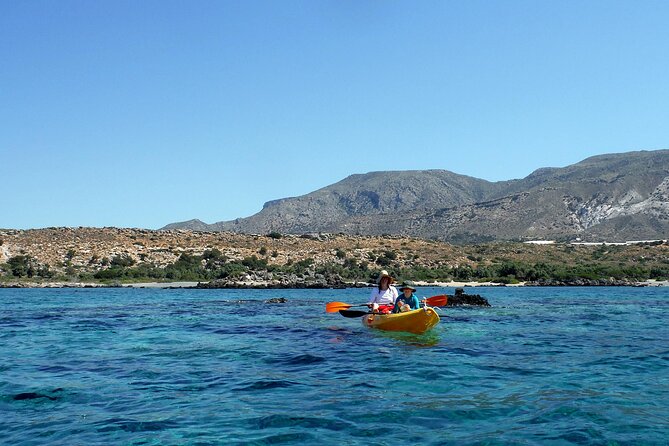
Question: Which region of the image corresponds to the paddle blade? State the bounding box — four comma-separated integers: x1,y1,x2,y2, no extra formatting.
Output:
425,294,448,307
326,301,352,313
339,309,369,318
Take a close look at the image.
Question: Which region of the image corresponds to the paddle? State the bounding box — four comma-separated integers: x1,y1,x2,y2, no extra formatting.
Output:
326,294,448,313
339,309,370,318
339,298,447,319
326,302,368,313
424,294,448,307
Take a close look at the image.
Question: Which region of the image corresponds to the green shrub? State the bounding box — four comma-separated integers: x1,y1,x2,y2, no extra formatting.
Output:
4,255,52,278
650,267,669,280
214,262,246,279
452,265,474,280
6,255,34,277
94,267,127,280
202,248,224,261
289,258,314,275
110,254,135,268
242,255,268,269
383,250,397,260
164,253,205,280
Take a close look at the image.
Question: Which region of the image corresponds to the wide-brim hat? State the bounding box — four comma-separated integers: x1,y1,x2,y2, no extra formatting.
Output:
377,270,395,284
399,280,416,291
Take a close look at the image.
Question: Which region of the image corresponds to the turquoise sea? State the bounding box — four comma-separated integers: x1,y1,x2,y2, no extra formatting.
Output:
1,287,668,445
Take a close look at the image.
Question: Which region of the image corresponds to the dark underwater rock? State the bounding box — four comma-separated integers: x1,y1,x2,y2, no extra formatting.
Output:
265,297,288,303
13,392,58,401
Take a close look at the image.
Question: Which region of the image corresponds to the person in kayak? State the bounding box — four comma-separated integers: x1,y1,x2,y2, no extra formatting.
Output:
393,281,421,313
368,270,398,313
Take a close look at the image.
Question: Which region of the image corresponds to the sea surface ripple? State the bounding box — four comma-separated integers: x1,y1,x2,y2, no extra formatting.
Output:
1,287,668,445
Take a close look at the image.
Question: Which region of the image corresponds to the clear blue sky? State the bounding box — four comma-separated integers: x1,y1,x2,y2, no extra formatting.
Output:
2,1,668,229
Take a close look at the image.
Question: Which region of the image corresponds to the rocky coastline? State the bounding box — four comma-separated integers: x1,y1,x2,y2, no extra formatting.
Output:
193,277,662,290
2,228,669,289
524,278,643,286
2,277,665,289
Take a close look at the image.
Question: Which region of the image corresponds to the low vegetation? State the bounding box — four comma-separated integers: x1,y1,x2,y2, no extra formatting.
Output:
2,240,669,285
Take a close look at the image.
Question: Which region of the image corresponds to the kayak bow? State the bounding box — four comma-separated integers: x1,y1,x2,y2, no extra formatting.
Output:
362,307,440,334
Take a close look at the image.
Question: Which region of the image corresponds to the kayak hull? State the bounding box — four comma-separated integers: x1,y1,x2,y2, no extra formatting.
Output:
362,307,440,334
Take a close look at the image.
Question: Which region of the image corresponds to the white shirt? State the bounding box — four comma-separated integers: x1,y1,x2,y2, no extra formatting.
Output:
369,286,398,306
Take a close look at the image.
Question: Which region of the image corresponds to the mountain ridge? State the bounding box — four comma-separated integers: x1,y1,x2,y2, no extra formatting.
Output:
164,149,669,242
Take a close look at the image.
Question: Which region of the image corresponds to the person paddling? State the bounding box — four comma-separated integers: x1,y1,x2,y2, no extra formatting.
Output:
393,281,421,313
368,270,398,314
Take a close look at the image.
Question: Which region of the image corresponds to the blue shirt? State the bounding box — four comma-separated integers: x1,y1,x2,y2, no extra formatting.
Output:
393,293,421,313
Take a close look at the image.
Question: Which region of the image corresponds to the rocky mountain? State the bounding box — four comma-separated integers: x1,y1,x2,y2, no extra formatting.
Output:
163,170,501,233
164,150,669,242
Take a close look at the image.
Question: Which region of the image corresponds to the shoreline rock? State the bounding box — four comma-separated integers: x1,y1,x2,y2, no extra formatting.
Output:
524,278,639,286
195,269,349,289
0,281,115,288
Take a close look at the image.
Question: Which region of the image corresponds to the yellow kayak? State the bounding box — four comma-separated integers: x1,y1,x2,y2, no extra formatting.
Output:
362,307,440,334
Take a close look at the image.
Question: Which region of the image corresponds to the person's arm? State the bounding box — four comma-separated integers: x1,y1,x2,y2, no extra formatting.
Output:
411,295,421,309
368,288,380,310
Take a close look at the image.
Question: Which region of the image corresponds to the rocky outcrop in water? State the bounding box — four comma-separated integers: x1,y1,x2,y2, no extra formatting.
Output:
446,288,491,307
